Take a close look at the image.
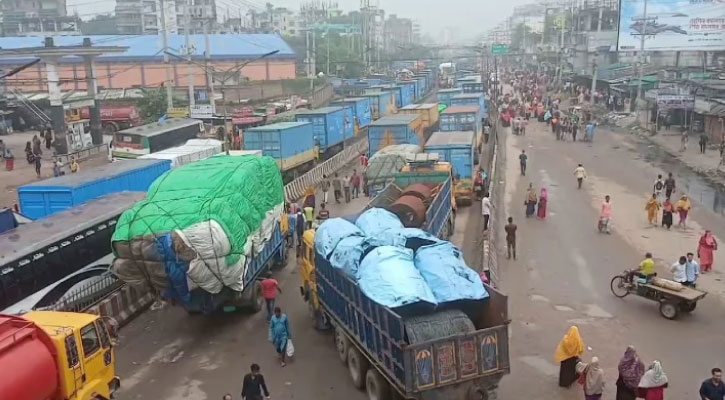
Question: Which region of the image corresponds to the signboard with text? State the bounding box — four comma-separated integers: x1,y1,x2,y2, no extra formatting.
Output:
190,104,214,119
617,0,725,52
491,44,509,55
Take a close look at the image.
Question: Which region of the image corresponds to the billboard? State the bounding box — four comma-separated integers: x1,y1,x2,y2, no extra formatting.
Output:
617,0,725,52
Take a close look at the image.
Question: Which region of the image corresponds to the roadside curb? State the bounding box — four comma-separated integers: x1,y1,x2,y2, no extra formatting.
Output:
86,285,154,328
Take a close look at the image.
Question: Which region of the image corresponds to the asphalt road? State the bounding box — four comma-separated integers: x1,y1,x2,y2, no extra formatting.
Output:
495,114,725,400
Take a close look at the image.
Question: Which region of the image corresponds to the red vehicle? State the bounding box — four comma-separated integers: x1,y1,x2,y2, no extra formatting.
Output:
80,105,142,134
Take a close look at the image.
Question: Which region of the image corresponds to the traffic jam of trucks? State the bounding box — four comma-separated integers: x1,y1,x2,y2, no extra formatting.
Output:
1,66,505,400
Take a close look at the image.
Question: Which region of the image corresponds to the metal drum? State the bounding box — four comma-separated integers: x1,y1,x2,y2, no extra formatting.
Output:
401,183,432,203
389,195,426,228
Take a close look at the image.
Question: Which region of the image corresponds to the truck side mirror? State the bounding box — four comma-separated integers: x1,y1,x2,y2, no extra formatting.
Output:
101,316,119,343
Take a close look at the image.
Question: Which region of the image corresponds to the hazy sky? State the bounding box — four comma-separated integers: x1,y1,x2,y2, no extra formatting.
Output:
68,0,529,41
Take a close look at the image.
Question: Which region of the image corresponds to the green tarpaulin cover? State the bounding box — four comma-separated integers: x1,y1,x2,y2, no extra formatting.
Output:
112,155,284,264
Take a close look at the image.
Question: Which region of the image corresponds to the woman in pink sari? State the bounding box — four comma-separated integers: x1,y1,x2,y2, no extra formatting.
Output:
537,188,548,219
697,230,718,272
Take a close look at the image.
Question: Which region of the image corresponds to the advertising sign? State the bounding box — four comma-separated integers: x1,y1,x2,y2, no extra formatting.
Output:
617,0,725,52
190,104,214,119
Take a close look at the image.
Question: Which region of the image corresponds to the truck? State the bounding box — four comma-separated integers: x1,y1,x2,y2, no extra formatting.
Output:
361,91,395,119
295,106,348,157
243,122,318,182
0,311,119,400
298,164,510,400
138,138,224,168
437,88,462,107
367,114,424,157
330,97,373,131
398,103,440,133
440,105,483,159
424,131,476,205
80,105,142,134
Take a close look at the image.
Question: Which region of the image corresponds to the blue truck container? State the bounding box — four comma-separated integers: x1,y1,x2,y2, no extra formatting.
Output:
361,91,394,119
397,81,417,103
18,159,170,219
451,93,487,114
243,122,316,175
295,106,346,155
456,77,476,89
367,114,424,157
424,131,476,180
437,88,462,107
440,105,482,134
462,82,485,94
413,77,426,99
331,97,373,131
380,85,405,108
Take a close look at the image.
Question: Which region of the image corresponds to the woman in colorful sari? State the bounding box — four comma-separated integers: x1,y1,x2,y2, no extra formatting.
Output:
637,361,668,400
661,197,674,230
576,356,605,400
616,346,645,400
525,183,538,218
269,307,292,367
697,230,718,272
537,188,548,219
675,195,692,229
644,194,660,226
555,326,585,388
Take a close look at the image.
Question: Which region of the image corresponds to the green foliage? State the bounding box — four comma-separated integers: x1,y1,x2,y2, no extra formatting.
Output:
136,88,187,123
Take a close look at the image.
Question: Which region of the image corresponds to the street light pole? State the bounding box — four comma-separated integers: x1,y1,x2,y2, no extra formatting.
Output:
636,0,648,113
160,0,174,110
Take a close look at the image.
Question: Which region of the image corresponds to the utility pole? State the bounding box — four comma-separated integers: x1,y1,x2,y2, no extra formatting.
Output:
160,0,174,110
590,6,603,105
139,0,145,34
305,30,311,78
312,30,317,76
185,0,195,107
204,21,216,114
636,0,648,109
326,29,330,76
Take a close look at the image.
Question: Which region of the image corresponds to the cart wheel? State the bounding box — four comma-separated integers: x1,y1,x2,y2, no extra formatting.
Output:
335,327,349,363
365,368,390,400
659,301,679,320
610,276,630,298
680,302,697,313
347,346,370,389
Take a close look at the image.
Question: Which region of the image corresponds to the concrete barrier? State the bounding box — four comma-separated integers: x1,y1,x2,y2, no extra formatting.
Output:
86,285,154,328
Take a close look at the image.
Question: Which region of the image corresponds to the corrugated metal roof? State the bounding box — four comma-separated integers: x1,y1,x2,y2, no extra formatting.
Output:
295,106,344,115
425,131,475,147
247,121,309,130
443,105,481,114
0,34,295,64
371,114,420,125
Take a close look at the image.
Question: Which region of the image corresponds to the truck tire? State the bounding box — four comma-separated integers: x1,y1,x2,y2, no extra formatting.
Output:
103,122,119,135
335,327,349,363
365,369,390,400
347,346,369,389
467,386,488,400
242,281,264,313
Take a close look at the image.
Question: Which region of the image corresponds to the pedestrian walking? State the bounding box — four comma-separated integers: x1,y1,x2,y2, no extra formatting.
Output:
576,356,605,400
537,187,548,219
69,156,79,173
572,122,579,142
342,174,351,203
555,326,585,388
653,174,664,201
505,217,517,259
645,194,660,225
616,346,645,400
241,363,270,400
44,128,52,150
481,192,492,231
675,195,692,229
32,134,41,155
34,152,41,177
524,183,537,218
599,195,612,234
304,205,314,230
269,307,291,367
351,169,361,198
699,367,725,400
519,150,528,176
260,274,281,322
697,230,718,273
295,210,305,252
670,256,688,284
661,197,674,229
680,130,689,152
700,133,708,154
321,175,331,204
637,361,668,400
574,164,587,189
53,158,63,177
685,252,700,288
332,173,342,203
664,173,676,199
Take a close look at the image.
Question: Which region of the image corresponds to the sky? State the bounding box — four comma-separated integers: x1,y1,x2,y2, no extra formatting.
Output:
68,0,530,42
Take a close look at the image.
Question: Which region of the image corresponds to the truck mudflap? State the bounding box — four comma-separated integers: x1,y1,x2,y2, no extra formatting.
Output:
405,324,510,395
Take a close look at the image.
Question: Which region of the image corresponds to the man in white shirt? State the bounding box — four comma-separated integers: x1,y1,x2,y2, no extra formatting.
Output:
670,256,688,283
574,164,587,189
481,192,492,231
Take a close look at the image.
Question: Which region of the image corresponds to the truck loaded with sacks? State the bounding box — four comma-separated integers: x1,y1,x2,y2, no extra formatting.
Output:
111,155,288,313
298,167,509,400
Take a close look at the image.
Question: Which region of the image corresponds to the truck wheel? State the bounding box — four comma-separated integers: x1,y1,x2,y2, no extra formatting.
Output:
366,369,390,400
467,386,488,400
103,122,118,135
347,346,369,390
335,327,349,363
247,281,264,313
659,301,678,320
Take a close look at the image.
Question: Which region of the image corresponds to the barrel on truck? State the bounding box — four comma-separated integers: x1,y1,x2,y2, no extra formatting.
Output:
424,131,476,205
0,311,119,400
243,122,317,183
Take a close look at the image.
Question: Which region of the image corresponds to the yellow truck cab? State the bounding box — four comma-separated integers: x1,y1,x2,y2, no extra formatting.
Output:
299,229,327,329
23,311,120,400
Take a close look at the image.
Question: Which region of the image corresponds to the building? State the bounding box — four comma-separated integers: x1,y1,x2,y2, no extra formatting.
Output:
254,7,299,36
383,14,413,53
1,0,81,36
115,0,215,35
0,34,296,92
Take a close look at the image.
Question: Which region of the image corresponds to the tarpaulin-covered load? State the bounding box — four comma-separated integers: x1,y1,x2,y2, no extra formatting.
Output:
358,246,436,307
414,242,489,303
111,155,284,303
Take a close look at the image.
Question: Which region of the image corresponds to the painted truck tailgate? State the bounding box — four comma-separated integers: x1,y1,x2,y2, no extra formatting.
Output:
437,88,462,107
18,159,170,219
398,103,440,132
440,105,482,134
451,93,486,114
331,97,372,130
367,114,424,157
244,122,316,172
295,106,346,152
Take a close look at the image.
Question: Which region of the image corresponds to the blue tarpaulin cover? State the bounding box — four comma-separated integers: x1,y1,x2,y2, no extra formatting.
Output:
414,242,489,303
355,208,403,237
315,218,363,258
330,235,368,279
358,246,437,307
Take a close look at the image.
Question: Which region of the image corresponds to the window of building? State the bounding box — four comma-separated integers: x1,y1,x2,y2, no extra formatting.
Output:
80,323,101,358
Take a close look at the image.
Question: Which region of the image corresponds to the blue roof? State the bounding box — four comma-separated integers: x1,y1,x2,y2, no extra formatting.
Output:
0,34,295,64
